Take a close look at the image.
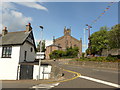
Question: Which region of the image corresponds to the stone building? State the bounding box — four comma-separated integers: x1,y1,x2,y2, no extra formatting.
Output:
45,27,82,59
45,44,62,59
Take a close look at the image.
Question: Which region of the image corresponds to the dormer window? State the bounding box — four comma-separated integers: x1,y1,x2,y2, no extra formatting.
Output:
2,46,12,58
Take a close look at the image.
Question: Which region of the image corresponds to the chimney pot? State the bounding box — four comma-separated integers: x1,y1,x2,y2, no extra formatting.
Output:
2,27,8,36
26,23,32,32
4,27,7,30
28,23,31,26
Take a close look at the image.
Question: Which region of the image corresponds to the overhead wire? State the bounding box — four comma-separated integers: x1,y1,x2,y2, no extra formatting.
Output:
83,1,116,49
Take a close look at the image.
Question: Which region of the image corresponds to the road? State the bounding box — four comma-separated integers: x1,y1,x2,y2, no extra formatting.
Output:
1,60,119,90
51,60,119,89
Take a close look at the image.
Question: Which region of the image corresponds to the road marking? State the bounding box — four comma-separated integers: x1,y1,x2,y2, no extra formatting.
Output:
31,69,81,89
45,69,81,84
79,75,120,88
32,83,60,89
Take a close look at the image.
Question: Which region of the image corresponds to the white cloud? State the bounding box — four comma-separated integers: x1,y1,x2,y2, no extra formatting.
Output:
1,3,32,32
0,2,48,32
2,0,120,2
82,44,88,48
16,2,48,11
35,39,53,47
45,40,53,47
2,0,39,2
0,24,2,33
0,2,32,31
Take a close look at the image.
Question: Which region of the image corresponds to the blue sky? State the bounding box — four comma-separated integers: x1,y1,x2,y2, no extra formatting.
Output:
1,2,118,52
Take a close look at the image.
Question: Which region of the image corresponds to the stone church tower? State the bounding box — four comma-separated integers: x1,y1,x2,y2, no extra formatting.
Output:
54,27,82,57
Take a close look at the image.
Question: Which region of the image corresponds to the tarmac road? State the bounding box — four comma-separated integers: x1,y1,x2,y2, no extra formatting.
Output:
51,60,120,89
1,60,120,90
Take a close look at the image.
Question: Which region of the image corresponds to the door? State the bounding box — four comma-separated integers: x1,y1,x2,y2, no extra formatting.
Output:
19,65,33,80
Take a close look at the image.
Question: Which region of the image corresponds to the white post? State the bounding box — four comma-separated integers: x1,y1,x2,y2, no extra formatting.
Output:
38,26,43,80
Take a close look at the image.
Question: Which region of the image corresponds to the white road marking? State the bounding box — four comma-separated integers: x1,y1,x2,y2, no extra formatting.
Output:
32,83,59,89
79,75,120,88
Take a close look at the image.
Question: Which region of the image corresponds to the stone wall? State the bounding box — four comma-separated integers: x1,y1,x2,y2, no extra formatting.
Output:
102,49,120,56
68,60,119,69
41,60,63,79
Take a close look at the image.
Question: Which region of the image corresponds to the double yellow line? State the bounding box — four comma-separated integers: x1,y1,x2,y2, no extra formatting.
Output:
46,68,81,84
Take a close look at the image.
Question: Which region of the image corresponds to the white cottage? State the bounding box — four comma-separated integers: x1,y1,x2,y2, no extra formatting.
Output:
0,23,36,80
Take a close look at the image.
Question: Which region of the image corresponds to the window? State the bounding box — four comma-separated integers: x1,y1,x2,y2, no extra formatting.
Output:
74,44,77,47
58,44,61,46
2,46,12,58
30,47,33,52
24,51,27,61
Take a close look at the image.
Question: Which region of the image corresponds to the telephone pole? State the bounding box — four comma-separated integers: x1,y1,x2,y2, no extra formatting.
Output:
86,24,92,55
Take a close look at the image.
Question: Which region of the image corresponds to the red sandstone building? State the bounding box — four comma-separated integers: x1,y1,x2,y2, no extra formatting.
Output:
45,27,82,59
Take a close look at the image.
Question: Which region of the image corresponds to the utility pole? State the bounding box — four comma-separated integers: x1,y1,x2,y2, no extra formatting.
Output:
86,24,92,55
38,25,43,80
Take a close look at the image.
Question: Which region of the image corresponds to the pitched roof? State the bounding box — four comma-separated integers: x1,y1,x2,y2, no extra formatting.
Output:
55,35,81,43
47,44,62,48
0,31,31,46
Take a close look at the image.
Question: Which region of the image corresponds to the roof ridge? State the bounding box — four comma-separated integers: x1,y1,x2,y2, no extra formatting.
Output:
8,30,26,33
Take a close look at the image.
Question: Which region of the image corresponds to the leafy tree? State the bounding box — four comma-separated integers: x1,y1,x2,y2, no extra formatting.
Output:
49,50,66,59
41,40,46,52
66,47,79,57
49,47,79,59
86,26,109,55
37,40,46,52
108,24,120,49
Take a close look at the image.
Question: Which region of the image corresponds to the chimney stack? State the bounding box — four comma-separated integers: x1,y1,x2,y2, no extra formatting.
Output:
26,23,32,32
2,27,8,36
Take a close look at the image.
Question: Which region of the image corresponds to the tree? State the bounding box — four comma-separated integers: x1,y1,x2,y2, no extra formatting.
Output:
41,40,46,52
49,47,79,59
108,24,120,49
37,40,46,52
87,26,109,55
49,50,66,59
86,24,120,56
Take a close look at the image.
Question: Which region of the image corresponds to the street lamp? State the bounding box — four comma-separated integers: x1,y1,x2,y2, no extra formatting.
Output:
38,25,43,80
86,24,92,55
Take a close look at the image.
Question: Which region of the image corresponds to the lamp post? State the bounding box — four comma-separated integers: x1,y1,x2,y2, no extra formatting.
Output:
38,25,43,80
86,24,92,55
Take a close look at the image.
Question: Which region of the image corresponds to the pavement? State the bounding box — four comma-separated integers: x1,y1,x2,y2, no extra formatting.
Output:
1,65,77,89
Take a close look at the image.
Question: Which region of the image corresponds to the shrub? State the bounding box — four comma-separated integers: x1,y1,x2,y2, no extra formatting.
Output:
96,57,106,61
106,56,118,62
49,47,79,59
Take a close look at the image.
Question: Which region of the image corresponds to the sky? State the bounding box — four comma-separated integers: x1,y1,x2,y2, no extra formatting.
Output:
0,0,119,52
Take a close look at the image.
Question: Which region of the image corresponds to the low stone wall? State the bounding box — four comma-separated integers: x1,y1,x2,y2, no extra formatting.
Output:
68,60,119,69
41,60,63,79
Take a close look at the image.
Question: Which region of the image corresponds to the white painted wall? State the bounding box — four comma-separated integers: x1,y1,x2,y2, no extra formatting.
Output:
0,41,36,80
19,42,35,62
33,65,52,80
0,46,20,80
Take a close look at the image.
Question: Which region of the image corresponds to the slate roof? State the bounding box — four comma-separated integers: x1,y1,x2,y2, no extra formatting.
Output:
0,31,31,46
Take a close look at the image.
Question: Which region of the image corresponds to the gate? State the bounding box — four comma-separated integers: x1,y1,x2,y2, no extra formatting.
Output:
19,65,33,79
